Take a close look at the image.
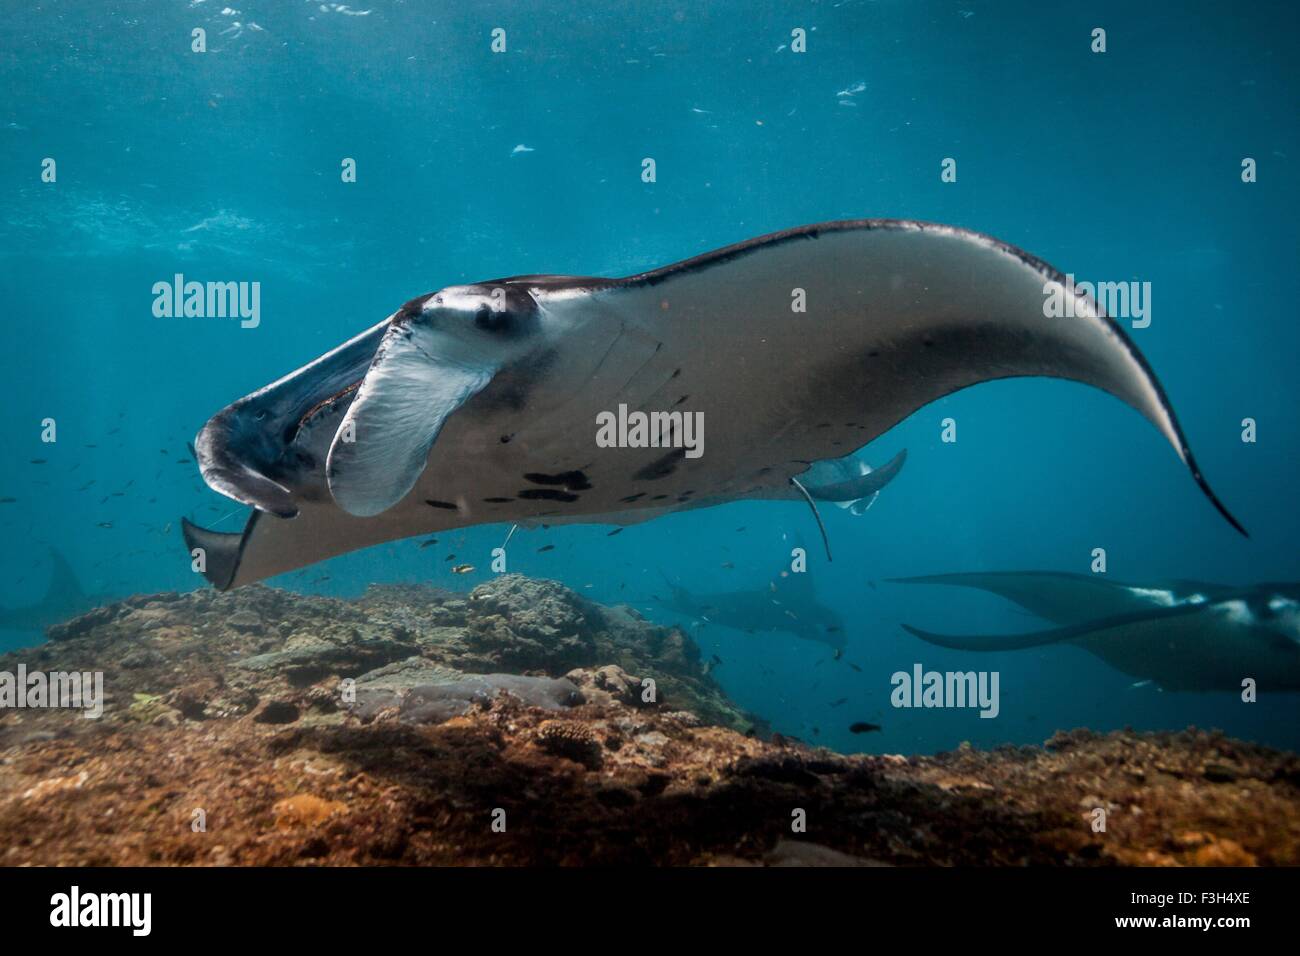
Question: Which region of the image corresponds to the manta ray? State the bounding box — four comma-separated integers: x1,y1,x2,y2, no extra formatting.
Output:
652,571,847,650
0,549,103,644
890,572,1300,692
181,219,1245,590
800,448,907,516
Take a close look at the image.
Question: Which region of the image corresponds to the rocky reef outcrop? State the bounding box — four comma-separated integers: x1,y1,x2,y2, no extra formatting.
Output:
1,576,1297,866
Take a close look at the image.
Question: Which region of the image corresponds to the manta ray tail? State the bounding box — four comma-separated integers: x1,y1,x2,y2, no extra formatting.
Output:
789,477,832,562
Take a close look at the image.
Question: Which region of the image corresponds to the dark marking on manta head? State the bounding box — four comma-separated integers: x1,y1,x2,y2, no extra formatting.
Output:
524,470,592,491
425,499,458,510
483,497,514,503
397,294,432,321
518,489,579,503
619,492,647,503
632,449,685,481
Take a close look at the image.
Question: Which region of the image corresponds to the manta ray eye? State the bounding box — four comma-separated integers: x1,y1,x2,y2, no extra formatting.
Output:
473,302,513,333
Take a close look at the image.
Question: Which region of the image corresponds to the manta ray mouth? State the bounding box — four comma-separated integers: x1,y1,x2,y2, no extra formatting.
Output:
192,316,392,519
193,407,300,518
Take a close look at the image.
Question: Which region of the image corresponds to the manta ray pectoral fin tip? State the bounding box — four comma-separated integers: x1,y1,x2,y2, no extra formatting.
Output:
180,517,243,591
1202,477,1249,538
1182,451,1248,537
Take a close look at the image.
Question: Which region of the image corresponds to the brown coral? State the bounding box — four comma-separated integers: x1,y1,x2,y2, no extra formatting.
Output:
535,720,603,768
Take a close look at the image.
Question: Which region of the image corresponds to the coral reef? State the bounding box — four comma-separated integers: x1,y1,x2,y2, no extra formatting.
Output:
0,576,1296,866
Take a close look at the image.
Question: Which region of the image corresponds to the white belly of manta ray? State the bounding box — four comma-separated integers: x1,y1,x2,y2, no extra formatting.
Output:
180,219,1245,590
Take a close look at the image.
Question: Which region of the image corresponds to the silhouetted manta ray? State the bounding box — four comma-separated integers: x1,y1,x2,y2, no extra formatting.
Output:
891,572,1300,692
181,219,1244,590
652,571,847,650
0,549,102,638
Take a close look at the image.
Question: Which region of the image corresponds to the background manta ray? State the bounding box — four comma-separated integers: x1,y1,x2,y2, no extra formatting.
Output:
0,549,104,650
891,571,1300,692
651,568,847,650
801,448,907,516
182,220,1244,590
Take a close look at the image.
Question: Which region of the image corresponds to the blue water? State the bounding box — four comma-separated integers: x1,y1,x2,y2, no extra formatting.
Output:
1,1,1296,755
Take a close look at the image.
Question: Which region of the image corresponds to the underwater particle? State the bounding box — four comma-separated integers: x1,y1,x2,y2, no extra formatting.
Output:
832,646,842,659
537,545,555,553
0,497,15,504
97,522,113,529
849,722,881,734
418,537,437,549
606,527,623,536
445,554,456,561
450,564,474,574
830,697,848,708
721,561,734,569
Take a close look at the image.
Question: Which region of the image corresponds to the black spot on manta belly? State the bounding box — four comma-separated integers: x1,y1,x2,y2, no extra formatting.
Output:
619,492,646,503
523,470,592,491
632,449,684,481
424,499,458,510
517,489,580,503
483,497,514,503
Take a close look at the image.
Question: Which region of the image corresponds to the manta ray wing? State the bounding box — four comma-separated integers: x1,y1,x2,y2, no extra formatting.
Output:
900,597,1294,692
888,570,1187,625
